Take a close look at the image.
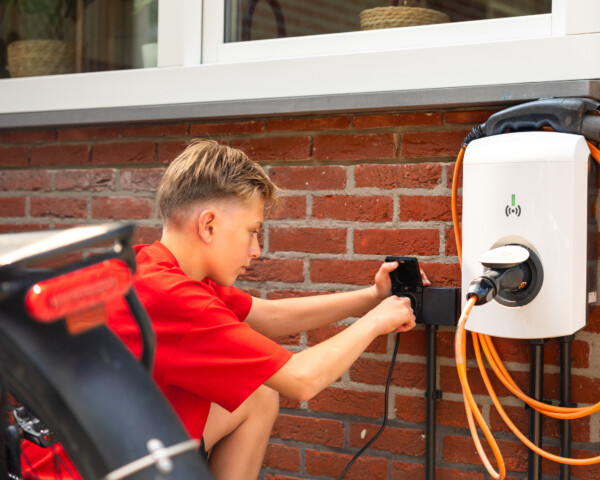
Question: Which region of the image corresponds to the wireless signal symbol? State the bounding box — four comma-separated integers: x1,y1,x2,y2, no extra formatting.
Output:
505,194,522,217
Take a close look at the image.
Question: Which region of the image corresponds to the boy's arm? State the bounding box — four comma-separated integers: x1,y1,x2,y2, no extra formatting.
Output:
263,295,414,400
245,261,429,339
247,288,380,338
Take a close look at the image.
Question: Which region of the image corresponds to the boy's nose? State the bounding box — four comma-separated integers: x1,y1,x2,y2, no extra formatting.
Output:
249,237,261,258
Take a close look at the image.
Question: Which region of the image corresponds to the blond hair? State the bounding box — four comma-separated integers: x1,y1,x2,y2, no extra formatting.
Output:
158,140,279,223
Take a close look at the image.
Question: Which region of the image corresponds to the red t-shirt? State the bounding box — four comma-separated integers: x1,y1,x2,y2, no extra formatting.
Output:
21,241,292,479
106,241,292,439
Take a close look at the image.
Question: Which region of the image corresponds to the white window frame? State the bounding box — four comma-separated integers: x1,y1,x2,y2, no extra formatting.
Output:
0,0,599,116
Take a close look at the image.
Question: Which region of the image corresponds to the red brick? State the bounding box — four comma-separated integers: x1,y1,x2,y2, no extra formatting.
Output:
269,165,346,190
442,435,529,472
266,289,327,300
437,330,462,359
571,374,600,405
307,324,387,354
354,229,439,256
438,398,482,430
349,424,425,456
279,396,300,410
585,305,600,333
308,388,385,417
121,124,188,138
489,404,590,443
389,327,424,356
272,333,300,346
570,450,600,479
264,475,304,480
305,449,388,479
394,395,471,428
271,414,344,447
401,130,469,158
350,359,426,389
354,112,442,129
270,227,346,254
429,466,484,480
157,141,188,164
1,129,55,143
355,163,442,189
400,195,453,221
0,197,26,217
440,364,528,398
91,197,154,219
57,126,122,141
309,259,382,285
31,144,89,166
266,116,350,132
92,142,155,165
420,262,461,287
445,228,459,256
0,223,49,233
313,195,393,222
238,258,304,283
314,133,396,160
262,443,300,471
0,146,28,167
447,162,463,189
392,461,426,480
232,137,310,162
30,197,87,219
445,110,498,124
190,121,264,136
482,337,529,365
266,196,306,220
54,169,115,192
132,225,162,245
120,169,164,192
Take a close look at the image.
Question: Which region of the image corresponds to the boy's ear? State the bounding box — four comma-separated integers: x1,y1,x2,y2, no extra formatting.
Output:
197,209,216,243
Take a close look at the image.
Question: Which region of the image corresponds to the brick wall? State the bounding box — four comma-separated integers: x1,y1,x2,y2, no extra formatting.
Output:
2,107,600,480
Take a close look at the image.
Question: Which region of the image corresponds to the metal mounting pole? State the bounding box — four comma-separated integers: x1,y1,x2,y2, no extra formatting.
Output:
528,339,544,480
425,324,441,480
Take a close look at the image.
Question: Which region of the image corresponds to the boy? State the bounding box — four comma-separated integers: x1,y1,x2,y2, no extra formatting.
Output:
107,139,419,480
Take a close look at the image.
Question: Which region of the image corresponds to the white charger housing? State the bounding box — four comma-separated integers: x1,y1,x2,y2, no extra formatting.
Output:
461,131,596,339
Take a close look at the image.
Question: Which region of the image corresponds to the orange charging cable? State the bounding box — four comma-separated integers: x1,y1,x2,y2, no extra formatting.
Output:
455,296,506,480
452,137,600,477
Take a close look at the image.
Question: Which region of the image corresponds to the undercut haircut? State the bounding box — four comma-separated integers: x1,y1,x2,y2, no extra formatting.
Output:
158,140,280,224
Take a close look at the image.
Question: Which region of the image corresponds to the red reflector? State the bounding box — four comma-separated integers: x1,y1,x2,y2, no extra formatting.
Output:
25,259,132,323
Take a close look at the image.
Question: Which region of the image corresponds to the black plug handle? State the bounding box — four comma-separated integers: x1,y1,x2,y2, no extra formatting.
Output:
464,97,600,145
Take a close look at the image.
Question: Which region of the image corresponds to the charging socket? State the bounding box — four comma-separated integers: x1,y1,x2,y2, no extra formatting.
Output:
386,256,459,326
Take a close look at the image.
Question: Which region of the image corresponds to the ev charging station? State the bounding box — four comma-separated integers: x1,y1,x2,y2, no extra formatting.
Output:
461,131,598,339
451,98,600,480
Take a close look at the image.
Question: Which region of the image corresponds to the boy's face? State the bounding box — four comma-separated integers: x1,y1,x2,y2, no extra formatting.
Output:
208,196,264,286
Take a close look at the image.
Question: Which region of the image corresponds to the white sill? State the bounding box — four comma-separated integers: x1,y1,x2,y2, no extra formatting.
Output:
0,31,600,127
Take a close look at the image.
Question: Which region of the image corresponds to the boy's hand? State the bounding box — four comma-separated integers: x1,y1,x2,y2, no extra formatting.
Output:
371,261,398,300
369,295,416,334
371,261,431,301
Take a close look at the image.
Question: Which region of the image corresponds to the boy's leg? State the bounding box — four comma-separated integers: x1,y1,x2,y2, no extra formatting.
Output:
202,384,279,480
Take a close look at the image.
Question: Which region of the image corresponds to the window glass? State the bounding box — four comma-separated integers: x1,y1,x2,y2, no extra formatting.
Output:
224,0,551,43
0,0,158,79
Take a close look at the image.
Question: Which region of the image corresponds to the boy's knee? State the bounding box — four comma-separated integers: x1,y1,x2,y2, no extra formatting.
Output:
252,385,280,421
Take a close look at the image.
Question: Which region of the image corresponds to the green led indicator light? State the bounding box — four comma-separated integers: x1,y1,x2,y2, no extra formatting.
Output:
511,194,515,206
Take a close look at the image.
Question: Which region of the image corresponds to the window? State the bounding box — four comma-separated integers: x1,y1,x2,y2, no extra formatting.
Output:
0,0,599,123
224,0,550,43
0,0,158,79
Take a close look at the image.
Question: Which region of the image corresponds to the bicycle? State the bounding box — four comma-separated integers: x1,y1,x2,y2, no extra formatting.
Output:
0,223,214,480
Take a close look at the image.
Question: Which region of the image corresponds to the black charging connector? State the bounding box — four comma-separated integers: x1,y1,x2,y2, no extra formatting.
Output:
385,256,460,326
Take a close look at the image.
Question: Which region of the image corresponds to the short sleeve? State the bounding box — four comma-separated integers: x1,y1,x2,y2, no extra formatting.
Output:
162,293,292,413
